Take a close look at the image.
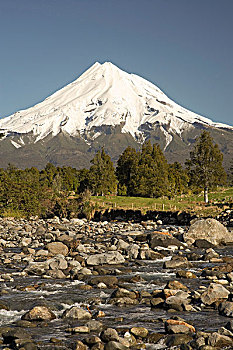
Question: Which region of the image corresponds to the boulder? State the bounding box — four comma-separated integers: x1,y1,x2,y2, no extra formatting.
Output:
150,297,164,308
165,334,193,347
219,301,233,317
110,297,139,306
2,328,31,343
194,239,215,248
86,251,125,266
176,270,197,279
183,218,232,246
165,280,188,291
85,335,102,345
47,242,69,256
149,231,183,249
47,254,68,270
22,306,56,321
111,288,137,299
24,261,49,275
47,269,66,279
62,306,92,320
130,327,148,338
201,283,230,305
127,244,139,259
163,256,190,269
165,319,195,334
208,332,233,347
74,340,88,350
100,328,119,342
117,239,129,251
165,294,190,311
86,320,103,332
89,276,118,287
105,341,128,350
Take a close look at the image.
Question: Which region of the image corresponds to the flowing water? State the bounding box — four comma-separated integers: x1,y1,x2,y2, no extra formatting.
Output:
1,246,233,349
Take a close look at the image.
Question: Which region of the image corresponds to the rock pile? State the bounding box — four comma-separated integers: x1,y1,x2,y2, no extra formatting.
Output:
0,216,233,349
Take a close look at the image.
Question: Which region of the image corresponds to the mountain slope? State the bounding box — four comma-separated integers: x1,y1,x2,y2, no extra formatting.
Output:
0,62,232,169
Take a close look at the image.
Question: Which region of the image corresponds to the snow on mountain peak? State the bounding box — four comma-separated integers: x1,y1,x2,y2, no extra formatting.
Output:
0,62,232,148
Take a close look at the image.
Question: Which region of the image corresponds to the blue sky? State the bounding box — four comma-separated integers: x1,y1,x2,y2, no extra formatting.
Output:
1,0,233,126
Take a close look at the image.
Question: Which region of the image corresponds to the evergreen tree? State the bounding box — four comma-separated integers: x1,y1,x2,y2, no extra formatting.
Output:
116,141,170,198
132,141,169,197
168,162,189,197
185,130,226,203
89,148,117,195
77,168,91,193
116,146,138,195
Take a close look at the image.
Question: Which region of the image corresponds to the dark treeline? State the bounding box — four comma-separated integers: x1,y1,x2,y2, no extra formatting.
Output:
0,131,229,217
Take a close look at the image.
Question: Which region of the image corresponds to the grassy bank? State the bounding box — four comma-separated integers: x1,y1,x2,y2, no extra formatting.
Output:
92,187,233,217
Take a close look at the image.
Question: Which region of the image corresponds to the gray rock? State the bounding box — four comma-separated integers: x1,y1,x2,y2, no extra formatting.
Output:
127,244,139,259
130,327,148,338
101,328,119,342
149,232,183,249
89,276,118,287
165,334,193,347
208,332,233,347
2,328,32,342
62,306,92,320
163,256,189,269
165,294,190,311
219,301,233,317
150,297,164,308
48,254,68,270
74,340,88,350
47,242,69,256
166,324,192,334
86,251,125,265
86,320,103,332
184,218,232,246
22,306,56,321
104,341,127,350
111,288,137,299
117,239,129,251
24,261,49,275
104,340,128,350
47,269,66,279
201,283,229,305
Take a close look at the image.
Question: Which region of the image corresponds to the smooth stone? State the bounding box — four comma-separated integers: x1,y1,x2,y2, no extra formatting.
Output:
201,283,229,305
86,251,125,266
62,306,92,320
219,301,233,317
47,242,69,256
104,341,128,350
130,327,148,338
22,306,56,321
184,218,231,246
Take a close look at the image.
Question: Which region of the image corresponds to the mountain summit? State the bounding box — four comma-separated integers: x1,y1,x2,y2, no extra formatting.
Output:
0,62,232,169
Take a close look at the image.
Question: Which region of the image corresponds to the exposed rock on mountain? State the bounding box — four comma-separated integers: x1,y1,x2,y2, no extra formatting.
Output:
0,62,232,169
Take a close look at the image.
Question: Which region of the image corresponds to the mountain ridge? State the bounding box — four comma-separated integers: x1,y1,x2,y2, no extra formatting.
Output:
0,62,232,170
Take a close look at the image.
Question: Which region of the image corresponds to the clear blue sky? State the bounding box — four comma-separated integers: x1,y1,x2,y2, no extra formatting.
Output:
1,0,233,126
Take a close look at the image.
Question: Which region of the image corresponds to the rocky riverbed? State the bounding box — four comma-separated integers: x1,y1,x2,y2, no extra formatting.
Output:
0,216,233,349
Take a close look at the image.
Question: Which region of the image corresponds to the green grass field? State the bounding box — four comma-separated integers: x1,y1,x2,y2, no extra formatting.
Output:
92,187,233,217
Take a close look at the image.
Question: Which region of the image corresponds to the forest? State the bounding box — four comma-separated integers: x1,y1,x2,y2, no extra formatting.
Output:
0,131,231,218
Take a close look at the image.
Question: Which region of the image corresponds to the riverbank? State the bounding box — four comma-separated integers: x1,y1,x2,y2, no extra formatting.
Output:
1,216,233,349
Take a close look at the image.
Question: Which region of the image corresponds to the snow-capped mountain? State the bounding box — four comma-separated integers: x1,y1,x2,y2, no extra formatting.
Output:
0,62,232,169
